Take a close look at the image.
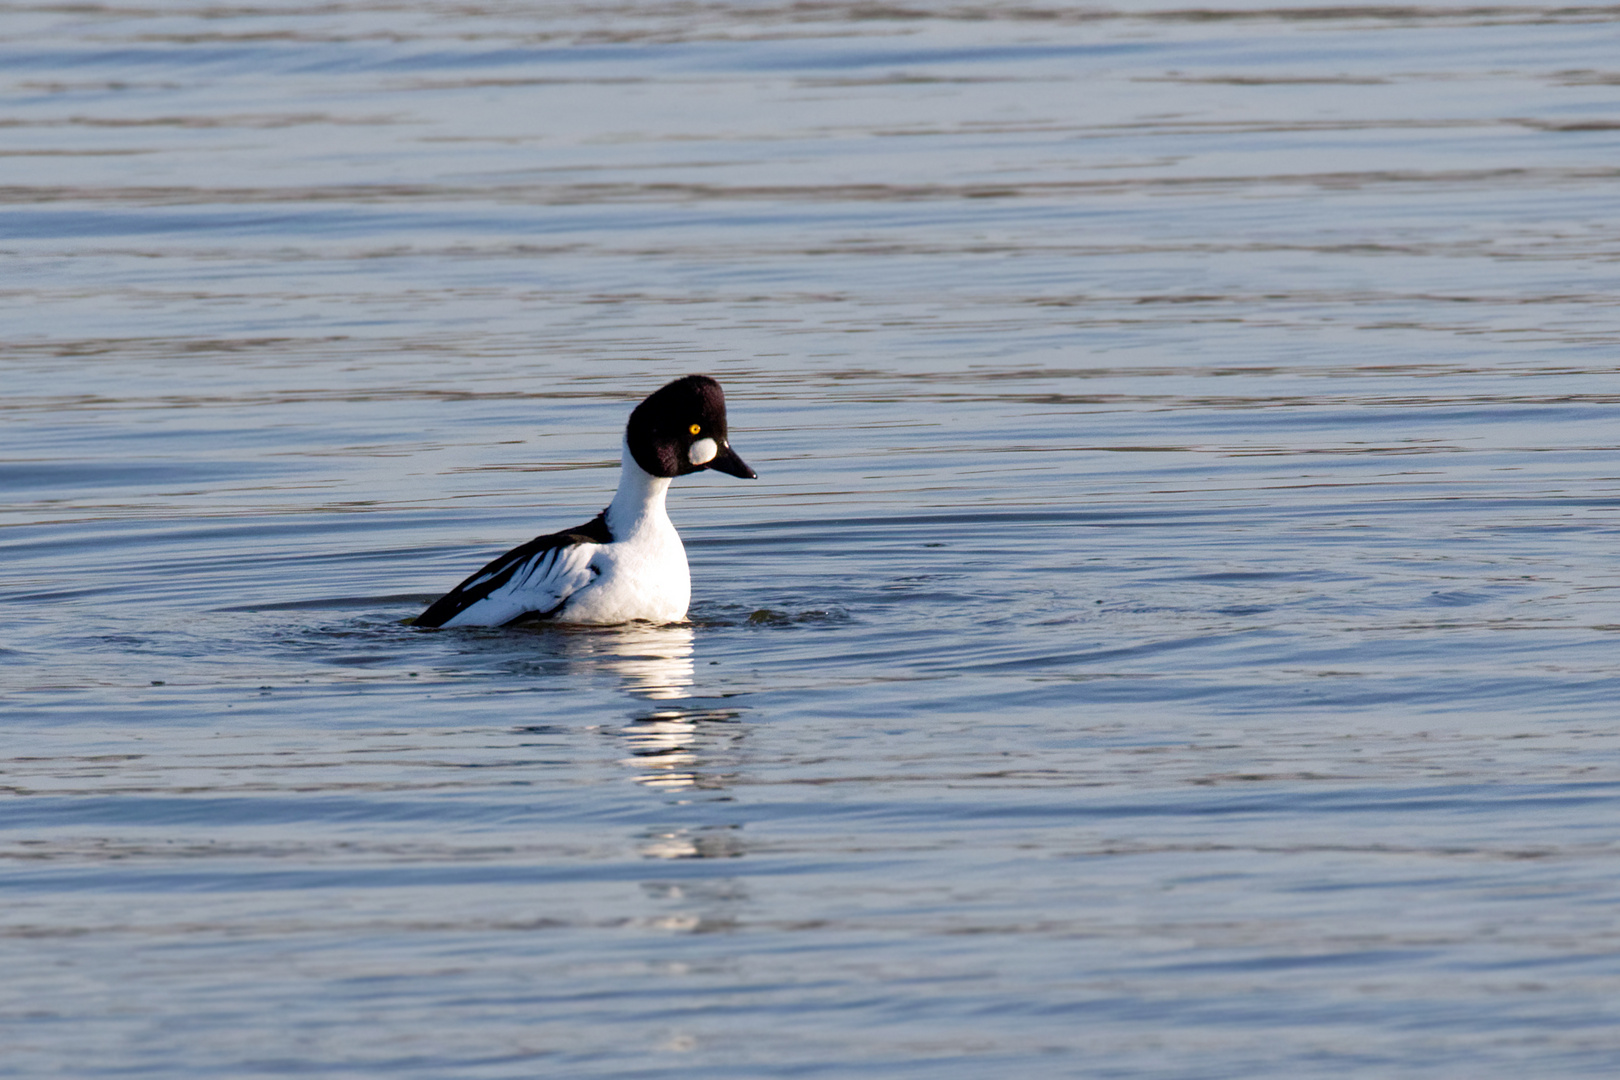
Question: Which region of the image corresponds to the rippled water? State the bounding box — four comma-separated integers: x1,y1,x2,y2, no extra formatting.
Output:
5,1,1620,1075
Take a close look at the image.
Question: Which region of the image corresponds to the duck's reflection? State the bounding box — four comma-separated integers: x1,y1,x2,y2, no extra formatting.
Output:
549,623,748,802
622,700,749,859
576,632,751,954
558,621,696,700
618,705,743,798
622,708,701,790
637,824,745,860
624,705,749,864
503,622,750,857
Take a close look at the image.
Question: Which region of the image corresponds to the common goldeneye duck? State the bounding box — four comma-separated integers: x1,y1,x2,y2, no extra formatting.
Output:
416,375,756,628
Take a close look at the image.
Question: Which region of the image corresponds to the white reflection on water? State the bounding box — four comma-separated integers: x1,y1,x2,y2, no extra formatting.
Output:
564,622,696,702
555,622,743,800
622,709,702,792
637,824,746,860
618,702,748,799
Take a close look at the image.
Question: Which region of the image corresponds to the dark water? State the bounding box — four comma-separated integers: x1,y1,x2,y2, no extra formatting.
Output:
5,2,1620,1075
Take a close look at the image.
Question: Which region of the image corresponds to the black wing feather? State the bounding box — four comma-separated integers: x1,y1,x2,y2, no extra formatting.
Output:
416,511,611,628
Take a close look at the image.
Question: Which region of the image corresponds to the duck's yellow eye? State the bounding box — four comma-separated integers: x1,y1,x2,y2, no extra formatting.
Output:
689,424,701,435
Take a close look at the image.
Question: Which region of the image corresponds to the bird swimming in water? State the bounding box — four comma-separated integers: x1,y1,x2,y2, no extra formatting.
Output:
416,375,755,628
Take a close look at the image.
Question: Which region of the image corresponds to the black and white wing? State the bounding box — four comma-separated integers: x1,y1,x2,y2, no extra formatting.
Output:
416,514,610,628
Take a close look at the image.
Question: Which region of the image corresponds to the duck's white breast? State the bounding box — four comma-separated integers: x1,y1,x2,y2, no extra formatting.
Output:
556,447,691,624
559,520,689,623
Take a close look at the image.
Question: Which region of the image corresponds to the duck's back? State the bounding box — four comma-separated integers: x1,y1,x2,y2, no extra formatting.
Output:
417,514,610,628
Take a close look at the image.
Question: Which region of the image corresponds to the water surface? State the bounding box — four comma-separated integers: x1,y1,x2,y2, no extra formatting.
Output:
4,1,1620,1076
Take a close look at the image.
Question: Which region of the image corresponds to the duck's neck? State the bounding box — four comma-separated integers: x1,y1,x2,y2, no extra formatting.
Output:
605,440,673,539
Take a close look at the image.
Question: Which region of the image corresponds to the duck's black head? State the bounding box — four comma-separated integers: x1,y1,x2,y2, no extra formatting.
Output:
626,375,757,480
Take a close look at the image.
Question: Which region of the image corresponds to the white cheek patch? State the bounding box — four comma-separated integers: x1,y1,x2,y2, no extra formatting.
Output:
687,438,718,466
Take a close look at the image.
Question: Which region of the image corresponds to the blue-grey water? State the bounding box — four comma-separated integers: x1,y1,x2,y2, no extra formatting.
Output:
5,2,1620,1075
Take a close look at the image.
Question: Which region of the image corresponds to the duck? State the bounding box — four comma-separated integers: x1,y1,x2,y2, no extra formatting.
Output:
416,375,755,628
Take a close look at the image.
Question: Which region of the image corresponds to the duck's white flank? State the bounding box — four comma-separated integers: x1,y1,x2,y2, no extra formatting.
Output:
436,441,690,628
